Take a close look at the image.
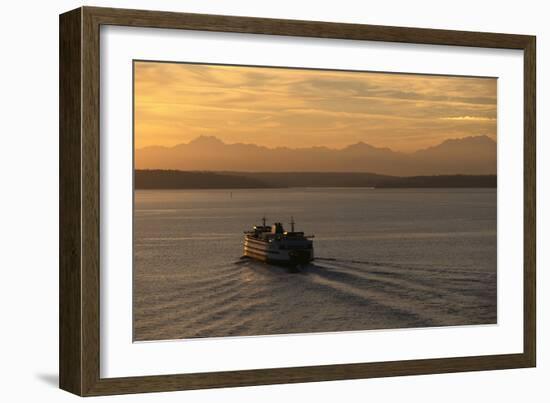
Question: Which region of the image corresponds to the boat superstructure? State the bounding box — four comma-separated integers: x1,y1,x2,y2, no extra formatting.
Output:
243,217,314,265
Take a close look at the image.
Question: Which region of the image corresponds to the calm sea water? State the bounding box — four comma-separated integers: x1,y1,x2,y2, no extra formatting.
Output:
133,188,496,341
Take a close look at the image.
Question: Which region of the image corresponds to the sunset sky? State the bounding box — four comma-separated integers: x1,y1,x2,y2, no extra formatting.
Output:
134,61,496,153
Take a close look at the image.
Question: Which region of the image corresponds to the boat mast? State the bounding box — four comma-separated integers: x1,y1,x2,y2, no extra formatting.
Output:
290,216,295,232
262,215,266,227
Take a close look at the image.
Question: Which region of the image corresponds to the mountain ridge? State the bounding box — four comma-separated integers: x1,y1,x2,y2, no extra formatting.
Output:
136,135,496,176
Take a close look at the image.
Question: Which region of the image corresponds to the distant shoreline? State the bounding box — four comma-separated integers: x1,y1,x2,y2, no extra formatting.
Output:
135,170,497,189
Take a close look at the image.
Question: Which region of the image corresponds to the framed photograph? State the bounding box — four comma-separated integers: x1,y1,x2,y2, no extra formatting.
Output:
59,6,536,396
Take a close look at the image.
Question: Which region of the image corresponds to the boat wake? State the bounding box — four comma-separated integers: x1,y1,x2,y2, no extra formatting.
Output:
233,256,252,265
133,187,497,341
315,256,427,271
136,253,497,340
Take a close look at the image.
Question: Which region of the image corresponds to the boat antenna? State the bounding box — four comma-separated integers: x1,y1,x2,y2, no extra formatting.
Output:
290,216,295,232
262,215,266,227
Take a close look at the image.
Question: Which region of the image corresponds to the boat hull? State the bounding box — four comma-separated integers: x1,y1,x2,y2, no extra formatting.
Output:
243,236,313,265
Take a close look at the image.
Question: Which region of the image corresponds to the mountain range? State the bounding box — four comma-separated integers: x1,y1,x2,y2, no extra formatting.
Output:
135,135,496,176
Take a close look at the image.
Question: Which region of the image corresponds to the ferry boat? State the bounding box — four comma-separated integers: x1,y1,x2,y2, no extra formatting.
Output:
243,217,314,265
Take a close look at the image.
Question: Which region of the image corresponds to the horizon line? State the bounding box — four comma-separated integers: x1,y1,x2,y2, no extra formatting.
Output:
136,134,496,154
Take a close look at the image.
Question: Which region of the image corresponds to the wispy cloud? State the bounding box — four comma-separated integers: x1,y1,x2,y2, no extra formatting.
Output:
134,62,497,152
441,116,497,121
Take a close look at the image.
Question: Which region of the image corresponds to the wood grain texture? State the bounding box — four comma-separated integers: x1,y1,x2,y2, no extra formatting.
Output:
523,37,536,367
59,6,537,396
86,6,532,49
59,8,82,396
86,354,530,396
81,7,102,396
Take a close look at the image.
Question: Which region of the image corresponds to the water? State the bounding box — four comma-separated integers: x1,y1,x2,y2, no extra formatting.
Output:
133,188,496,341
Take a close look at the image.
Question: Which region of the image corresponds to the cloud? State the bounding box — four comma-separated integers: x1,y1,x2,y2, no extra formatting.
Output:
441,116,497,121
134,61,497,152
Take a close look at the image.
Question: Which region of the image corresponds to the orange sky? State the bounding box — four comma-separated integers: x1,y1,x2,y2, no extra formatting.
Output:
134,61,496,152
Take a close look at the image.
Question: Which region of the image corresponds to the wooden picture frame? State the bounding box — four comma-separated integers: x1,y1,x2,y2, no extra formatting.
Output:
59,6,536,396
